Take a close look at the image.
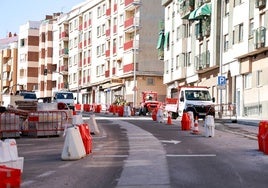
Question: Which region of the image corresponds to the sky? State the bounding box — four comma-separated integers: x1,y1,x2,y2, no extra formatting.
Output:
0,0,85,38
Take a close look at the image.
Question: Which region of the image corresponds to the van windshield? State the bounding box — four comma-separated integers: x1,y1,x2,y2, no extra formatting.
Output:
185,90,211,101
20,92,37,99
56,93,73,99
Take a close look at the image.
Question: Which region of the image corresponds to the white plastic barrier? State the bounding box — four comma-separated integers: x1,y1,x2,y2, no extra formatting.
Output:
87,114,100,135
187,111,194,129
124,106,131,117
157,108,164,123
204,115,215,137
0,139,24,172
61,126,86,160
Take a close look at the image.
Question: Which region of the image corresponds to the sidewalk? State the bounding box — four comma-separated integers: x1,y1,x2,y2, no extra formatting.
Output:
214,118,259,140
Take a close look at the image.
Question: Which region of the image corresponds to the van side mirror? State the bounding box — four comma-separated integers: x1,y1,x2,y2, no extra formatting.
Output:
212,97,215,103
180,97,184,102
74,97,77,100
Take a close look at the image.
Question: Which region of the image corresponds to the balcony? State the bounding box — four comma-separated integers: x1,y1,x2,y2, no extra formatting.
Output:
105,70,110,78
124,40,139,51
59,65,68,73
114,4,118,12
3,49,11,58
112,67,116,75
3,64,11,72
79,24,83,31
125,0,141,11
255,0,266,8
195,51,210,71
88,57,91,64
78,42,83,50
60,31,69,40
113,25,117,34
162,0,172,6
105,49,110,57
113,46,117,54
254,26,266,49
124,17,139,33
106,29,111,37
106,7,111,17
179,0,195,19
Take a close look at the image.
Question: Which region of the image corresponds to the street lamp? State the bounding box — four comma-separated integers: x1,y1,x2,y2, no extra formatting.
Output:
132,2,141,109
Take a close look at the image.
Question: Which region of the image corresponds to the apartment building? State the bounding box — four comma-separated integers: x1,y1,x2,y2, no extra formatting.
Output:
17,21,41,96
0,32,19,105
162,0,268,119
39,13,63,102
55,0,166,108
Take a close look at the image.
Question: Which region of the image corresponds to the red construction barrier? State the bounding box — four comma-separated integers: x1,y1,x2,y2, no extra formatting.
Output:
151,108,157,121
258,121,268,151
24,111,69,137
83,104,90,112
95,104,101,113
117,106,124,117
78,124,92,154
75,104,82,111
0,165,21,188
0,112,21,138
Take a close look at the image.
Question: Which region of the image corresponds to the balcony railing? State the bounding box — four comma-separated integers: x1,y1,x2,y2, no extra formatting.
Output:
254,26,266,49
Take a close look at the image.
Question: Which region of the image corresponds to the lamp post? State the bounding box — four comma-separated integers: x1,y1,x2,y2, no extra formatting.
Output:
132,2,141,109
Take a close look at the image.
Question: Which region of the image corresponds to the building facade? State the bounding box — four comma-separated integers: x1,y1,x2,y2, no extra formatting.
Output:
162,0,268,119
0,32,18,105
55,0,166,108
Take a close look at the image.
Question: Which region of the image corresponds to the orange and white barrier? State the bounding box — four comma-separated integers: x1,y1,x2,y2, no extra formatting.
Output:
192,116,200,134
204,115,215,137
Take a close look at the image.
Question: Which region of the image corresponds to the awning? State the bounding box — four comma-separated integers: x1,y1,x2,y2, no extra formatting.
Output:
188,7,199,20
164,32,170,48
195,3,211,19
188,3,211,20
156,31,165,49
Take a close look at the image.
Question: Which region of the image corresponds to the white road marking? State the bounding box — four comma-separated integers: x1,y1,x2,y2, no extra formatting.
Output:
166,154,216,157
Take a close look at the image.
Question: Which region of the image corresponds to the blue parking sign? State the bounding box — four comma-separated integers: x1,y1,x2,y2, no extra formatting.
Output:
218,76,226,86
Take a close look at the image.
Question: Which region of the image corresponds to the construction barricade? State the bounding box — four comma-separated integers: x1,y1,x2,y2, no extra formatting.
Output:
204,115,215,137
258,121,268,153
0,139,24,173
0,112,21,139
24,110,69,137
0,165,21,188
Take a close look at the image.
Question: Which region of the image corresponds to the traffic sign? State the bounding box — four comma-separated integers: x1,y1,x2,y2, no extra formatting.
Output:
218,76,226,86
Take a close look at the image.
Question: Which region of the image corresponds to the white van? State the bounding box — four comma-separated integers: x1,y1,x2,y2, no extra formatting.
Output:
53,91,76,110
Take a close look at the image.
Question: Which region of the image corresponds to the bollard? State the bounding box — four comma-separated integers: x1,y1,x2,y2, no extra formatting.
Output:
258,121,268,152
187,111,194,130
191,116,200,134
157,107,164,123
204,115,215,137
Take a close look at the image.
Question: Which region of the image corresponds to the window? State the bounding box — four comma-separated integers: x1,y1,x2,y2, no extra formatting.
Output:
257,70,262,87
249,19,254,37
119,36,123,47
147,77,155,85
97,6,101,17
225,0,230,16
238,23,243,42
119,14,124,26
97,45,101,56
244,73,252,89
97,26,101,37
165,60,169,74
176,55,179,69
20,39,25,47
224,34,229,51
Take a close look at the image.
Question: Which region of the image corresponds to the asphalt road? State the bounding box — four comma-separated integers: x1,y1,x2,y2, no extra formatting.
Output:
16,114,268,188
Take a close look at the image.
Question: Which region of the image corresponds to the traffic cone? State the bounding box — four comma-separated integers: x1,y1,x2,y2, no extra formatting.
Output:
166,113,172,125
192,116,200,134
